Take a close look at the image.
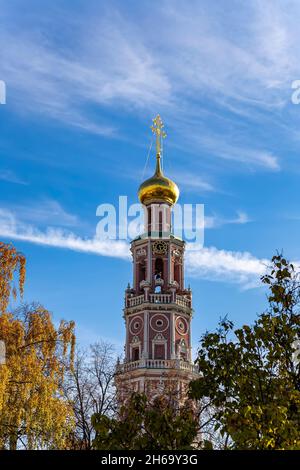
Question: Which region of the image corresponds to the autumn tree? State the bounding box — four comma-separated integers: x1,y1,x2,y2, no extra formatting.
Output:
189,254,300,450
92,392,198,450
63,341,117,449
0,303,75,449
0,241,25,314
0,241,76,449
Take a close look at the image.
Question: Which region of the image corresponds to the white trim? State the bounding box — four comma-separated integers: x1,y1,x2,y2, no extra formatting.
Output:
125,316,129,361
130,338,142,361
170,311,175,359
152,333,167,360
147,239,151,282
129,315,144,335
175,316,189,335
144,310,149,358
150,313,169,332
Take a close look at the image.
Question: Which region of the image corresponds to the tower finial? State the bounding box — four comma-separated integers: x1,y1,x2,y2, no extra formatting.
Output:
151,115,166,158
138,115,179,205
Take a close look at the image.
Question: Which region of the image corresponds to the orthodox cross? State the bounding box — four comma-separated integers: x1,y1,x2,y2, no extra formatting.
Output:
151,115,166,157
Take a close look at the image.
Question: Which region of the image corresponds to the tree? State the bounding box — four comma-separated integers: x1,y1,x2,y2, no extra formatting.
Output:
0,241,25,314
0,241,76,449
0,304,76,449
63,341,117,449
189,254,300,450
92,392,198,450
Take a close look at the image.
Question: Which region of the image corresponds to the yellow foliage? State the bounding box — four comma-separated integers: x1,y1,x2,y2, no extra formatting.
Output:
0,307,76,449
0,242,76,449
0,242,26,313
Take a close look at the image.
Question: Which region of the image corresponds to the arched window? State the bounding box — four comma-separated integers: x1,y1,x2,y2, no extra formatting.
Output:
152,333,167,360
174,263,180,285
132,347,139,361
179,339,187,360
154,344,165,359
139,261,146,283
159,210,163,237
155,258,164,280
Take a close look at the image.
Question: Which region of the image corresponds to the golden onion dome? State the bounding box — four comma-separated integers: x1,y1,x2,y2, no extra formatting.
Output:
138,155,179,205
138,114,179,206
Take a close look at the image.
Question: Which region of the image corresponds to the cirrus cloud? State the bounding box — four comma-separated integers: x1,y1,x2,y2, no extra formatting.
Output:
0,206,286,289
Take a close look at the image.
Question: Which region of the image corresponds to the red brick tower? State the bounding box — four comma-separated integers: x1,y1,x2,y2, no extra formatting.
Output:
116,116,199,401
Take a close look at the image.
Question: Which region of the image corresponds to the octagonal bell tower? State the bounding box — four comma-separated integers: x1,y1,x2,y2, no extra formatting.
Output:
116,116,199,401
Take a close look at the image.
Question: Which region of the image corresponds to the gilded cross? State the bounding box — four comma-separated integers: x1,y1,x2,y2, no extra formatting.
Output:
151,114,166,156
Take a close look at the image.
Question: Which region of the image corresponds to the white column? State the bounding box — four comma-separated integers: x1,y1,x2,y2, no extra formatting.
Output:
133,251,136,290
170,311,176,359
125,316,129,361
188,318,192,361
147,240,151,282
144,311,149,359
168,242,172,284
181,245,185,289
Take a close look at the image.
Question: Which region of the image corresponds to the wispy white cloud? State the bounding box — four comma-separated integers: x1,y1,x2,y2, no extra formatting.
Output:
0,207,277,288
185,245,269,288
215,145,279,171
158,0,298,109
0,32,116,135
0,7,170,133
0,169,28,185
2,199,80,227
171,170,215,193
181,203,251,230
0,208,130,260
0,0,295,172
205,211,251,229
188,134,281,171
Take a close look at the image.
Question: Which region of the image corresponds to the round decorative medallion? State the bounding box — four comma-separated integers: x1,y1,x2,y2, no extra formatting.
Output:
175,316,189,335
153,240,168,255
129,316,144,335
150,313,169,332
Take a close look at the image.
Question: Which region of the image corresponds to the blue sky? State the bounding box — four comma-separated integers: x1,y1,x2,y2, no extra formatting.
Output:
0,0,300,354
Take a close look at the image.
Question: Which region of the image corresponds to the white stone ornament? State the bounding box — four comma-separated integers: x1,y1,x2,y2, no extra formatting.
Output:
136,248,147,258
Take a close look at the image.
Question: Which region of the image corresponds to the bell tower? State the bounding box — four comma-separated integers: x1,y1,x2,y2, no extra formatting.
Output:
116,115,198,401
